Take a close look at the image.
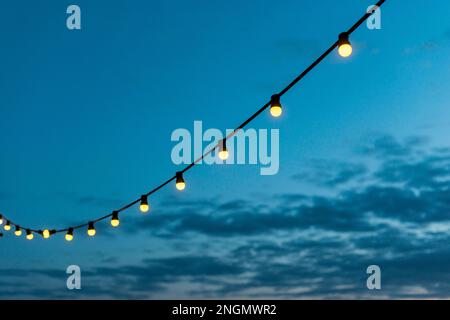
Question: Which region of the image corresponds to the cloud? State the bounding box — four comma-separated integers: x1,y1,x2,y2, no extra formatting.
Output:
3,134,450,299
0,256,244,299
122,136,450,237
376,151,450,189
292,160,367,187
355,134,428,159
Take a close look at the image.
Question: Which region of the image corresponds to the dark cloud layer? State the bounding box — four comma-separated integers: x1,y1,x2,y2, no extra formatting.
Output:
2,134,450,299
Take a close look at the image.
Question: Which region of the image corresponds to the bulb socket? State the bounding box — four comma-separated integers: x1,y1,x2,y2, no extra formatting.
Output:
271,94,281,107
140,195,148,206
176,172,185,184
221,139,227,151
338,32,350,45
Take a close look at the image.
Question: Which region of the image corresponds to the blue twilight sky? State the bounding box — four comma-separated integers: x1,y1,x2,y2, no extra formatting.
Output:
1,0,450,298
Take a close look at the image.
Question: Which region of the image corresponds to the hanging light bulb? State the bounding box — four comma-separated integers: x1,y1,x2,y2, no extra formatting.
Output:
139,195,149,213
175,171,186,191
338,32,352,58
42,229,51,239
111,211,120,227
26,229,34,240
0,214,3,225
14,226,22,237
65,228,74,241
4,220,11,231
87,222,96,237
218,139,229,160
270,94,282,117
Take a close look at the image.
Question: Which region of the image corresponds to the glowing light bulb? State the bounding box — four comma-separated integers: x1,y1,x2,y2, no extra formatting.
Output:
338,44,352,57
338,32,352,58
65,228,74,241
218,139,229,160
42,229,50,239
14,226,22,237
270,94,282,118
175,171,186,191
111,211,120,227
0,214,3,225
87,222,96,237
4,221,11,231
26,229,34,240
139,195,149,213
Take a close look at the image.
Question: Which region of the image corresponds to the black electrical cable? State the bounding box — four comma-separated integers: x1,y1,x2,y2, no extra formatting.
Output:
0,0,387,238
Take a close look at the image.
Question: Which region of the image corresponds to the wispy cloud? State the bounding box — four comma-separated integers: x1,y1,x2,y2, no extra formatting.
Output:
292,160,367,187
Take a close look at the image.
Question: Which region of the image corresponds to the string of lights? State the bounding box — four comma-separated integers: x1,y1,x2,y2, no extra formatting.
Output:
0,0,387,241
